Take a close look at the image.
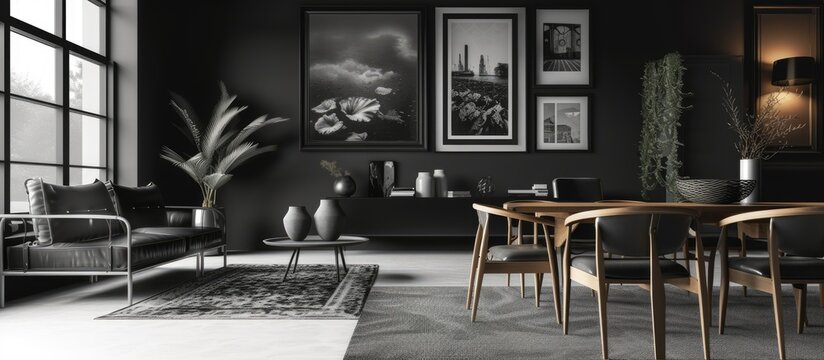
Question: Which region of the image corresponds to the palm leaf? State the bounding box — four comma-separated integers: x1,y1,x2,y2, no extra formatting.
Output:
201,105,247,161
226,115,289,153
169,92,202,146
160,147,208,183
202,173,233,191
214,142,258,174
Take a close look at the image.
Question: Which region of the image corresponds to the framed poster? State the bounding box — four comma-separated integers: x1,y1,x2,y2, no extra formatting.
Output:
535,9,591,86
535,95,590,151
300,8,426,151
435,7,526,152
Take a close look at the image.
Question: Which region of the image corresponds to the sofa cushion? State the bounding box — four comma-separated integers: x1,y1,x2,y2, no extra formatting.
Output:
5,232,187,271
25,179,120,245
108,182,168,229
133,227,223,252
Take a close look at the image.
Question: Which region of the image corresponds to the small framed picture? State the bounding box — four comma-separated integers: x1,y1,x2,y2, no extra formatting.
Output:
535,9,590,86
535,95,590,151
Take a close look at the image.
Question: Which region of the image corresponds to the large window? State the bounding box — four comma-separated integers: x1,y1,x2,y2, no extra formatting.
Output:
2,0,110,213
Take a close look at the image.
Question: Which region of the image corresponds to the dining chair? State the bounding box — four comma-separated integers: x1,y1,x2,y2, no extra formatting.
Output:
562,207,710,360
503,200,557,300
552,177,604,202
467,204,561,324
717,207,824,360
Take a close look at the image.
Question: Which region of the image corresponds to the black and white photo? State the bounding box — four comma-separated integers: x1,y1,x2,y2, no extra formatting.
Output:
536,9,590,86
443,14,517,145
301,9,426,150
536,96,590,151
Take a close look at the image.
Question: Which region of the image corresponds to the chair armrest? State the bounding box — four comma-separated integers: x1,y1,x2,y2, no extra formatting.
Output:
0,214,134,271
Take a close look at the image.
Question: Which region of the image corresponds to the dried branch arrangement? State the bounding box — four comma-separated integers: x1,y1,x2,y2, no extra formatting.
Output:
713,72,805,160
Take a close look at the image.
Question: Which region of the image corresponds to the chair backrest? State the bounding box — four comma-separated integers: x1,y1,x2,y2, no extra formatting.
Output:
553,178,603,202
771,214,824,257
568,207,695,257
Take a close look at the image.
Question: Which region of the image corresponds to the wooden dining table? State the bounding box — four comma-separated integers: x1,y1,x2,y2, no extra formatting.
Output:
503,201,824,248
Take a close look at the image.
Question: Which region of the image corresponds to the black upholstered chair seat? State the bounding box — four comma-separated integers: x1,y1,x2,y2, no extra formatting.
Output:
488,244,549,261
571,256,691,279
728,256,824,279
133,227,222,251
6,232,187,271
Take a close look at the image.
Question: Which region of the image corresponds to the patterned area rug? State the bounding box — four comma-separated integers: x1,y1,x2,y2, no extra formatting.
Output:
98,264,378,320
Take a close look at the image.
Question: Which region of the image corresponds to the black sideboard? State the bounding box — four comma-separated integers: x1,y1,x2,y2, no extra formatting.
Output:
336,196,547,238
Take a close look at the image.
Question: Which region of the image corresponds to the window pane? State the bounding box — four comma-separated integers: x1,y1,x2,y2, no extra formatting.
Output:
10,164,59,213
69,55,104,114
70,167,106,185
11,0,57,35
70,113,105,166
11,99,61,163
11,32,59,103
67,0,103,53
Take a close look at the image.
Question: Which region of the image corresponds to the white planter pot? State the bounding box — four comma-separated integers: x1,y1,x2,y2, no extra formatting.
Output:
739,159,760,203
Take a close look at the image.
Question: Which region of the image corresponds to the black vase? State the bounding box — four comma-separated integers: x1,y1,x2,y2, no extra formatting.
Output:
334,176,356,197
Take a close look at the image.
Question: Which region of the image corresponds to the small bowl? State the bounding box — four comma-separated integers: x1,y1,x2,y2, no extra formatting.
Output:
675,179,757,204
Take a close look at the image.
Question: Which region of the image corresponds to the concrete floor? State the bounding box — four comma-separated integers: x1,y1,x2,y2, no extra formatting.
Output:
0,249,797,360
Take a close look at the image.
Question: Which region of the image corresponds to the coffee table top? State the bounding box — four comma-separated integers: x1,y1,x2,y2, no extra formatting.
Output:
262,235,369,248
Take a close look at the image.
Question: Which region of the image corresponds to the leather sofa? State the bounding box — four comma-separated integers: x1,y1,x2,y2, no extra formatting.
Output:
0,180,226,307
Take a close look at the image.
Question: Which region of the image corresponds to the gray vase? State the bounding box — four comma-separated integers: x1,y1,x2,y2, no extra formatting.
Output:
283,206,311,241
433,169,448,197
314,199,346,241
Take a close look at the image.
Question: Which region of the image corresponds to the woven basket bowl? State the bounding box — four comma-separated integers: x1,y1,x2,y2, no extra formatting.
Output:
675,179,757,204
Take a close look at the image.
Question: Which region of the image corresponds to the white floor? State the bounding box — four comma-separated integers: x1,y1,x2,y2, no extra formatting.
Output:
0,249,777,360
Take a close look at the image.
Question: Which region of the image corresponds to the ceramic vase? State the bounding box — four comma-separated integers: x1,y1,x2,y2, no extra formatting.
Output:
740,159,760,203
334,176,356,197
415,172,434,198
314,199,346,241
433,169,448,197
283,206,311,241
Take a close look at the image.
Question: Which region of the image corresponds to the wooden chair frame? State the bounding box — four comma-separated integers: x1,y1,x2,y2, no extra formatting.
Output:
561,207,710,360
504,200,557,299
717,207,824,360
467,204,561,324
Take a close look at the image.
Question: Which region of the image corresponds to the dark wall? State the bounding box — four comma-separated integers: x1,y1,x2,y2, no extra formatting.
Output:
137,0,755,251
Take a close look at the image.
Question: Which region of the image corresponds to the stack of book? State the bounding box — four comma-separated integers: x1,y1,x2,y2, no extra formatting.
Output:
447,190,471,198
389,187,415,197
507,184,550,197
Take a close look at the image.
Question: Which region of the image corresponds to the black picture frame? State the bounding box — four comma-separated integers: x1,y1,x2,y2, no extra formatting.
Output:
533,94,592,152
441,13,519,146
533,7,592,88
749,4,822,157
300,7,427,151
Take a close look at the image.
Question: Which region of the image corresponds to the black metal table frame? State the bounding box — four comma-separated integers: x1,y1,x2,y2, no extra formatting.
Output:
283,245,349,282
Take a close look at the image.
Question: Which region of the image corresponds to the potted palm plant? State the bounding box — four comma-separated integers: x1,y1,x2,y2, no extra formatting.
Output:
161,82,288,227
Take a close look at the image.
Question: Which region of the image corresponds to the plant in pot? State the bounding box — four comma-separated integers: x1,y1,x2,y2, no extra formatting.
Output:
638,52,691,200
714,73,804,202
161,82,289,230
320,160,355,197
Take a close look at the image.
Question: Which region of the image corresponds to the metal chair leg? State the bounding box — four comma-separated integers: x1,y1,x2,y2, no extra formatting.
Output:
127,272,134,306
223,245,228,267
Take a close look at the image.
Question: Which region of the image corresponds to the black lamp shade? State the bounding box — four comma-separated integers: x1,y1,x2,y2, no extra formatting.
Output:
771,56,816,86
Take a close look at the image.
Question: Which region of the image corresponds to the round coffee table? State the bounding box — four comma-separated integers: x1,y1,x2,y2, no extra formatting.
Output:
262,235,369,281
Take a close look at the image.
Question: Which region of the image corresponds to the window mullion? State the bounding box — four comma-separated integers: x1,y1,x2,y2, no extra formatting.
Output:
3,23,10,214
61,0,68,185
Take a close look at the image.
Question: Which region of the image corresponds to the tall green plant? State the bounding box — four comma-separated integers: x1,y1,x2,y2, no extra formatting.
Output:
639,52,690,199
161,82,288,207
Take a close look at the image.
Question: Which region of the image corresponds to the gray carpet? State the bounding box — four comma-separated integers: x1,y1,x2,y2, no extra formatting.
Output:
99,264,378,319
345,286,823,359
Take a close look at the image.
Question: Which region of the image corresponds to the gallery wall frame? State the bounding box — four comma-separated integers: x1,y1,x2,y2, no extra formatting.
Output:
534,7,592,87
534,95,592,152
300,7,428,151
435,7,527,152
748,3,823,158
